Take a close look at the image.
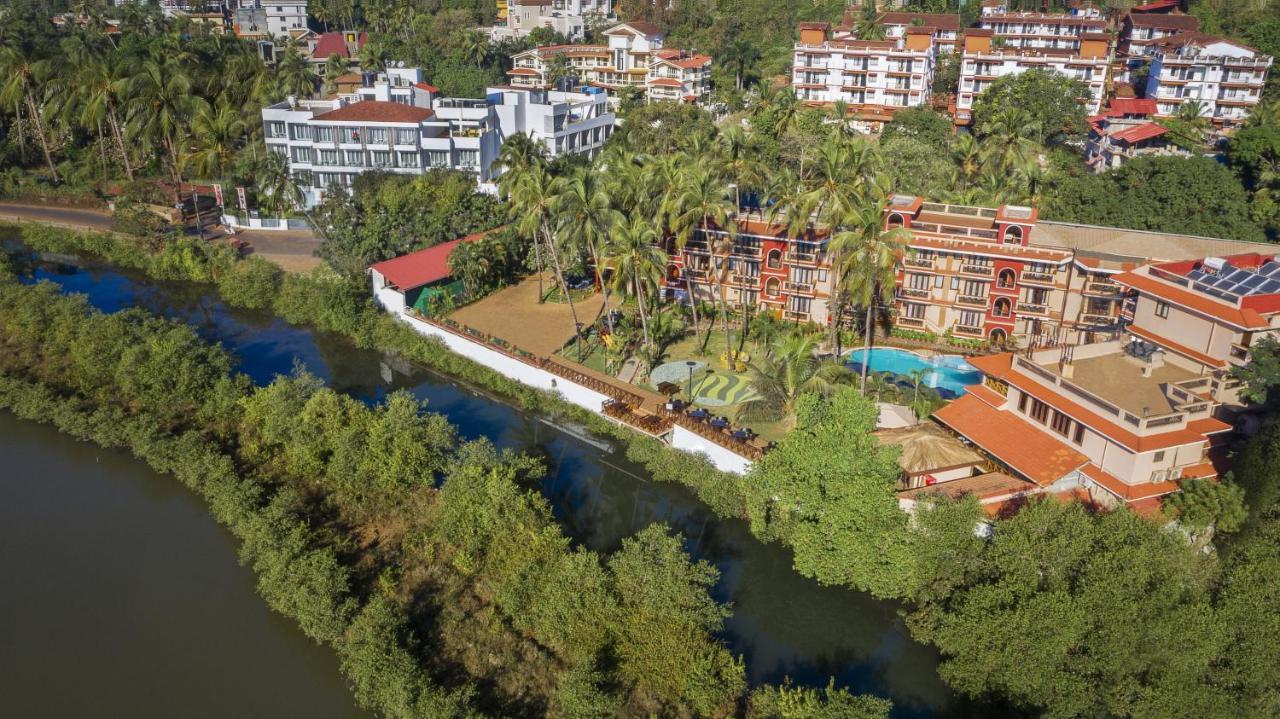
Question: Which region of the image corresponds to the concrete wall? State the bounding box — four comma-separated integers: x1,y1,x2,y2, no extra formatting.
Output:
222,214,310,232
670,425,754,475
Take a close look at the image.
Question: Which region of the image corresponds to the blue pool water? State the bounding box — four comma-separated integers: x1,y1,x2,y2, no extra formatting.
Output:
846,348,981,398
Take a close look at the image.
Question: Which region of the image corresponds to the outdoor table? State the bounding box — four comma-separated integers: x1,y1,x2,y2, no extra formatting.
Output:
690,409,710,420
731,430,748,440
710,418,729,429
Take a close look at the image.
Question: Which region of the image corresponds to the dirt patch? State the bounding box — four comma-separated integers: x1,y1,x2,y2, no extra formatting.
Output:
447,274,615,357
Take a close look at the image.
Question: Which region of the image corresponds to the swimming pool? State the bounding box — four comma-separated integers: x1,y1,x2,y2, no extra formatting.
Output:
846,347,982,398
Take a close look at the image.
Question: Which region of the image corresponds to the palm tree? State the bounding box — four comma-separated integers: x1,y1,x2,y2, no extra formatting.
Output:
721,38,761,91
357,41,389,74
511,163,584,354
494,131,548,199
458,30,490,69
275,41,317,100
1176,99,1212,145
671,163,738,357
256,151,304,217
323,53,348,95
739,332,856,428
603,214,666,352
0,46,60,181
854,0,885,40
185,100,246,180
554,166,616,325
835,198,913,395
127,58,204,197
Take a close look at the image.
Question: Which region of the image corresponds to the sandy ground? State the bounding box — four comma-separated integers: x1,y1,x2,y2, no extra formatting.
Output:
448,273,614,357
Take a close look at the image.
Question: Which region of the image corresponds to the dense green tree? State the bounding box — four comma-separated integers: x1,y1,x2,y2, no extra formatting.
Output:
744,388,914,598
1165,478,1248,534
1232,417,1280,521
747,679,891,719
1041,156,1267,242
879,107,952,148
1215,514,1280,715
1232,335,1280,409
971,69,1090,145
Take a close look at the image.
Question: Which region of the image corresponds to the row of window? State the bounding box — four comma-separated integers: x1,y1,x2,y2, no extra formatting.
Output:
280,123,422,145
286,147,482,171
1020,392,1087,445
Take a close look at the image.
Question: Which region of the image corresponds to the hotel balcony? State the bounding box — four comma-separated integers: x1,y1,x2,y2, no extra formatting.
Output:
1080,312,1117,326
957,294,989,308
898,287,932,300
895,316,927,329
960,263,995,278
785,280,816,295
1083,280,1124,297
1017,302,1049,316
903,256,935,269
731,273,759,286
1020,270,1056,285
732,244,762,258
954,324,984,337
784,310,810,321
1229,343,1250,367
786,251,822,267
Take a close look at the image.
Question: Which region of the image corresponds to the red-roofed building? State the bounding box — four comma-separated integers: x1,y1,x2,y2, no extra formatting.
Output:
793,22,937,122
369,231,495,315
933,341,1233,513
1112,254,1280,402
1085,115,1184,172
310,31,368,64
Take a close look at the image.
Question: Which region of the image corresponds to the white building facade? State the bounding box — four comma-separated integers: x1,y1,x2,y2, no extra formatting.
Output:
493,0,613,41
1145,33,1273,127
793,23,935,110
262,69,614,206
956,29,1110,123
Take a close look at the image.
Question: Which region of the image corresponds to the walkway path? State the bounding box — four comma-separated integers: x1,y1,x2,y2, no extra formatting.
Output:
0,202,322,273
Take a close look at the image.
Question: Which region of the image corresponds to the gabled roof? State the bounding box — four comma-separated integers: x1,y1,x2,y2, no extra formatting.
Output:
1112,269,1273,329
1152,31,1258,53
605,21,663,39
933,393,1089,486
368,231,493,289
311,101,434,123
879,12,961,31
1110,122,1168,144
1107,97,1157,116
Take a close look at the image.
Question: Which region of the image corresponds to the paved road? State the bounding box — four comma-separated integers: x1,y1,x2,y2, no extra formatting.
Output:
0,202,322,273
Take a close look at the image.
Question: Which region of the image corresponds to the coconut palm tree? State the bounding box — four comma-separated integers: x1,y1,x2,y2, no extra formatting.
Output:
185,99,246,180
275,41,317,100
554,166,615,323
603,213,666,352
0,46,60,181
494,131,547,199
323,53,348,95
1176,99,1212,145
671,163,739,357
511,163,584,353
126,57,203,197
459,30,490,69
256,151,305,217
739,331,856,427
835,197,913,394
63,37,134,180
854,0,885,40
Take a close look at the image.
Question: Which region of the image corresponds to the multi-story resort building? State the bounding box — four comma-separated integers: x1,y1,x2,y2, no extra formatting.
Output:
261,68,614,206
492,0,613,41
507,22,713,103
792,22,936,112
976,3,1105,50
1120,11,1199,60
956,27,1111,124
1144,32,1273,127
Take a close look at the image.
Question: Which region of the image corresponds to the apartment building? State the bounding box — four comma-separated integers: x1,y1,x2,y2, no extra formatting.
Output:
934,340,1232,514
229,0,307,37
1111,254,1280,405
976,3,1105,51
792,23,935,113
507,22,713,103
492,0,613,41
1145,32,1273,127
1120,12,1199,59
956,28,1110,124
262,69,614,206
831,11,961,55
659,217,837,326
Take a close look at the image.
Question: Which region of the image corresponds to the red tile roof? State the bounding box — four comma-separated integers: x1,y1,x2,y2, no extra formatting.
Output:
312,31,366,60
1107,97,1158,116
414,81,439,93
368,230,492,289
1128,13,1199,31
311,101,434,123
1110,122,1168,144
1112,269,1272,330
648,77,684,87
934,394,1089,486
607,21,662,38
1080,463,1180,502
899,471,1036,502
879,12,961,31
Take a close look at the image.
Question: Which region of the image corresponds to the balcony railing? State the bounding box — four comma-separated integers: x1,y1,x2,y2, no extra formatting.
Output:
784,310,810,321
899,287,931,299
960,264,994,277
732,245,762,257
1021,270,1056,284
1084,280,1123,297
1080,313,1116,326
957,294,988,307
731,273,759,285
785,281,815,295
904,256,934,269
1017,302,1048,315
954,324,984,337
786,251,822,266
1230,343,1250,363
896,316,926,328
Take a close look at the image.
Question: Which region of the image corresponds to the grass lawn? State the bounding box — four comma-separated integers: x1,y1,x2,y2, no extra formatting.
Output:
556,335,611,374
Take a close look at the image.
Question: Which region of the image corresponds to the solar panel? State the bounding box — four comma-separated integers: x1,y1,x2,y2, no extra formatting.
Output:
1187,269,1209,282
1262,279,1280,293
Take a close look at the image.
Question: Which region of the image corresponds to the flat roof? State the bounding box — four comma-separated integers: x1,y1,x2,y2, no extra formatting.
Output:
1036,352,1195,416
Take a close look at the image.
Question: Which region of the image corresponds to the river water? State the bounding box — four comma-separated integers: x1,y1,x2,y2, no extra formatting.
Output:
2,245,958,717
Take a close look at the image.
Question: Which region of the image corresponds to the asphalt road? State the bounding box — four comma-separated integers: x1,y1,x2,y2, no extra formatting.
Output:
0,202,322,273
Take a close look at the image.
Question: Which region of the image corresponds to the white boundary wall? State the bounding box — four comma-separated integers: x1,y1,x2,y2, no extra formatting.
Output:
371,276,755,474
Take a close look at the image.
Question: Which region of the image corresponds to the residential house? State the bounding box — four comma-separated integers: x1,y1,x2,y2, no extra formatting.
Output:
1085,98,1188,171
492,0,613,41
1145,32,1272,127
933,340,1232,515
368,231,492,316
792,22,935,121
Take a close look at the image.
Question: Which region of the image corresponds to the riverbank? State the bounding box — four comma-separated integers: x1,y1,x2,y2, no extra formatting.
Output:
0,226,952,711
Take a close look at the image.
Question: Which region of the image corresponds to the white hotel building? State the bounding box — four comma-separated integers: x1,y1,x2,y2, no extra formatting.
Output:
262,68,614,206
956,28,1110,124
792,22,935,111
1145,32,1273,128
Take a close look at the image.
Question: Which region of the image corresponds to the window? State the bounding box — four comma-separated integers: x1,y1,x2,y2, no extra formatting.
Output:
427,151,450,168
908,273,930,290
290,146,312,163
934,275,944,288
457,150,479,168
997,268,1016,288
345,150,365,166
950,277,960,290
765,277,781,296
766,249,783,270
318,149,339,166
397,151,419,167
289,123,311,141
959,310,983,327
267,121,286,138
395,128,417,145
963,280,986,298
314,126,335,143
367,128,387,144
1154,450,1165,463
1073,424,1084,445
1019,392,1028,412
270,144,288,157
903,302,926,319
370,151,392,168
1155,300,1170,318
1050,410,1071,437
1030,398,1049,424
